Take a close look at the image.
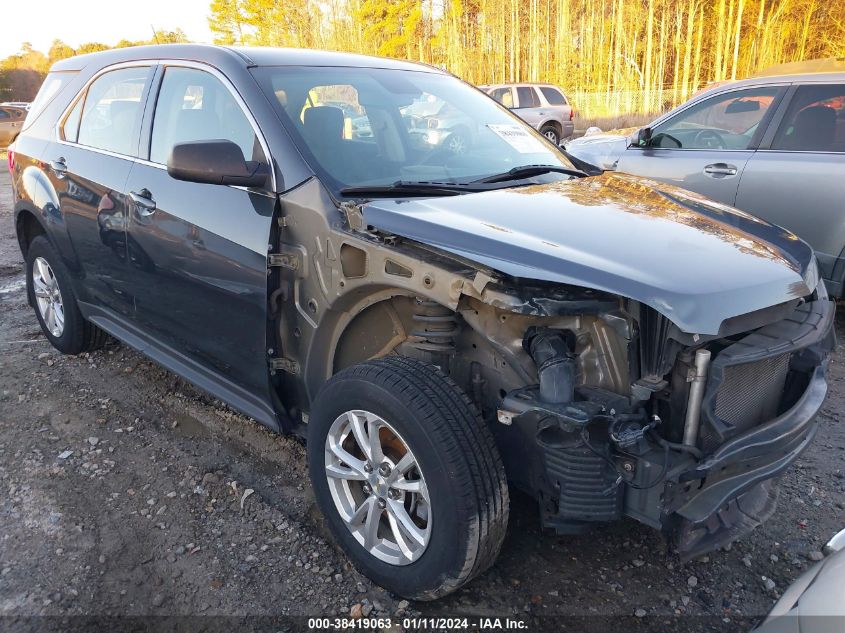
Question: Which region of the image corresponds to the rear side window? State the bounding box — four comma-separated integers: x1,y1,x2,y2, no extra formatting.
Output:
61,97,83,142
0,109,8,120
771,84,845,152
25,71,77,126
149,67,264,165
77,67,151,156
516,87,540,108
539,87,567,105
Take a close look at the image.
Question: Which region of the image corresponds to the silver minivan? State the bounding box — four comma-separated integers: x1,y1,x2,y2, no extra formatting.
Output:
565,68,845,295
482,83,575,144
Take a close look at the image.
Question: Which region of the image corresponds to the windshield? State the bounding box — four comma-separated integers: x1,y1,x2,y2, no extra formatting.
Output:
251,66,575,195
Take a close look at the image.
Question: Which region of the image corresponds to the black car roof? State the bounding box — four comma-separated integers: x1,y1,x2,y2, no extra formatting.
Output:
50,43,443,74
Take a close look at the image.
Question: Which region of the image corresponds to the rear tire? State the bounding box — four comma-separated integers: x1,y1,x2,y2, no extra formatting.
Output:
540,124,560,145
308,356,509,600
26,235,108,355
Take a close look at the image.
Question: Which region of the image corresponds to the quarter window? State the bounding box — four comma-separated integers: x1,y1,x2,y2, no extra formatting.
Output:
771,85,845,152
539,87,567,105
516,87,540,108
77,67,150,156
649,87,780,150
150,67,265,166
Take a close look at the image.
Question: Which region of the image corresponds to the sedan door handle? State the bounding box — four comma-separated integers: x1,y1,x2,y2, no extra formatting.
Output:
49,158,67,178
703,163,738,177
129,189,157,215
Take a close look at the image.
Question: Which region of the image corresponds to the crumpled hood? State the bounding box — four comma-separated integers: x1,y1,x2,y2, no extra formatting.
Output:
361,172,816,335
564,132,630,170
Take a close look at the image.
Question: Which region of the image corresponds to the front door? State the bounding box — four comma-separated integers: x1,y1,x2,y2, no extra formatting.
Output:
616,86,785,206
736,83,845,293
124,64,276,400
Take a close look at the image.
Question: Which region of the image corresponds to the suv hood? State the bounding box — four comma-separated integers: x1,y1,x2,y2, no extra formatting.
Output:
564,132,630,170
361,173,816,335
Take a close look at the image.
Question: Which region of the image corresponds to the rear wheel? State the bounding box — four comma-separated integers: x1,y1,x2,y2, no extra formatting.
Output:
540,124,560,145
308,356,509,600
26,236,108,354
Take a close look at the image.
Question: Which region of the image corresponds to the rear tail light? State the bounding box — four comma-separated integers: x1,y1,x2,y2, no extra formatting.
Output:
6,148,13,174
569,109,574,121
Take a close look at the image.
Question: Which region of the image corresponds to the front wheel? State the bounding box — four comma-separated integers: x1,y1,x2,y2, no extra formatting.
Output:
308,356,509,600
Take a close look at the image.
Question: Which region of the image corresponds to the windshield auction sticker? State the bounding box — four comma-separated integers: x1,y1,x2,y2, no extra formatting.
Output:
487,124,549,153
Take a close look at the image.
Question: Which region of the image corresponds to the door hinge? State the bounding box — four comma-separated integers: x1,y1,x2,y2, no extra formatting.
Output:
268,251,300,271
268,357,300,375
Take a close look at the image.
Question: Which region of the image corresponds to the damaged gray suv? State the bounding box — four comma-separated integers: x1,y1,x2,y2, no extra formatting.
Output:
10,45,835,600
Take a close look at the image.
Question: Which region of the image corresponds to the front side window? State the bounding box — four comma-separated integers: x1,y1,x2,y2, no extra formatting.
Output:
77,67,150,156
516,86,540,108
539,87,567,106
772,84,845,152
489,87,513,108
649,87,781,150
150,66,265,165
252,66,573,194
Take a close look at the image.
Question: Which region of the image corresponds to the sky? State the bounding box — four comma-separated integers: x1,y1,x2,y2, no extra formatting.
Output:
3,0,214,58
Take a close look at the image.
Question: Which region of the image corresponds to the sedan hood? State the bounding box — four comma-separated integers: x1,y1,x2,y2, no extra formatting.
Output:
361,173,816,335
564,132,629,170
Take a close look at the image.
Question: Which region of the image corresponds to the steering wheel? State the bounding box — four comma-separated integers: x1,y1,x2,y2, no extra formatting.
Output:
692,129,727,149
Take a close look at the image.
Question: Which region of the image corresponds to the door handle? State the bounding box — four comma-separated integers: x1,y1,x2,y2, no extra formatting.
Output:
49,158,67,178
703,163,738,177
129,189,157,215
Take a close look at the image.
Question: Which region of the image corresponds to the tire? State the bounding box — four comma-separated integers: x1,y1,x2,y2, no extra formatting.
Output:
540,124,560,145
308,356,509,600
26,235,108,354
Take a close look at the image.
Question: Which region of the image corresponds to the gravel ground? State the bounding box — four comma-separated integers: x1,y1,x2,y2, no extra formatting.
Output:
1,170,844,631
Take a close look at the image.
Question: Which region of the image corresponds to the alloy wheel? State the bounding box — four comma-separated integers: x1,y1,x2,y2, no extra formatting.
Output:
324,410,432,565
32,257,65,337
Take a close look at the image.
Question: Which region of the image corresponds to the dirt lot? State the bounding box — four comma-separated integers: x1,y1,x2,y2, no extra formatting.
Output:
1,169,844,631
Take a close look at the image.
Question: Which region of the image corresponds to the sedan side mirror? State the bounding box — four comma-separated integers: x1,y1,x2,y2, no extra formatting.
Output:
167,140,269,188
635,127,653,147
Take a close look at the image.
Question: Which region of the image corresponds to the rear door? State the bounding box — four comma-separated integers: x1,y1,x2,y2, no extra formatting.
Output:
735,82,845,293
513,86,544,128
615,86,785,205
48,65,154,316
123,63,277,402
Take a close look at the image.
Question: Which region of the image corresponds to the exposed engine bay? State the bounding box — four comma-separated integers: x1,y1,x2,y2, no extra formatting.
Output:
272,177,835,560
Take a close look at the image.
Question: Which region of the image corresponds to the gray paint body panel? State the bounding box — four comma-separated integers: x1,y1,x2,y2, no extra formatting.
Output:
362,172,815,335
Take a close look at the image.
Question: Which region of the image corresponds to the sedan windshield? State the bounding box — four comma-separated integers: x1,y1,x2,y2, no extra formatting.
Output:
251,66,575,195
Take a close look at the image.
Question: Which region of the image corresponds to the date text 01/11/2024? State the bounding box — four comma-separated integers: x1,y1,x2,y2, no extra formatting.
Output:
307,617,529,630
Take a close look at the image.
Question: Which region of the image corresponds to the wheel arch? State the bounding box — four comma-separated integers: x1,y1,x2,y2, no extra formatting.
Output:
14,206,48,260
301,286,452,406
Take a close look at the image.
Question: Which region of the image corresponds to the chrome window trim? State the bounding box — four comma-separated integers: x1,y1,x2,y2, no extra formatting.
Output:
54,58,277,192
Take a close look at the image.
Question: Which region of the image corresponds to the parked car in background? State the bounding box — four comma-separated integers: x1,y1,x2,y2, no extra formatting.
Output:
401,94,477,154
754,528,845,632
564,66,845,296
10,44,834,601
0,105,27,146
482,83,574,144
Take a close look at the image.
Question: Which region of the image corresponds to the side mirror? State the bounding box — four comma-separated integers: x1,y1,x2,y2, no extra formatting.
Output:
167,140,269,188
635,127,653,147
